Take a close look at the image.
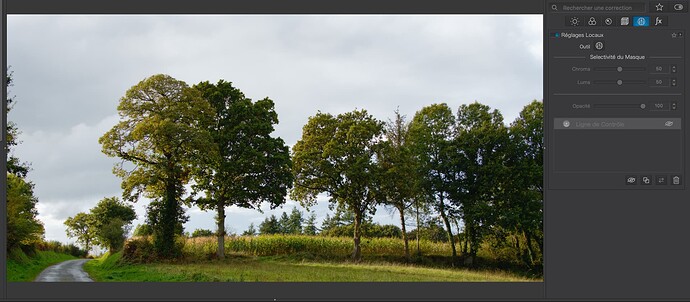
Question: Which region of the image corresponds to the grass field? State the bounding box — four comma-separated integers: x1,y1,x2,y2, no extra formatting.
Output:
84,251,538,282
6,249,78,282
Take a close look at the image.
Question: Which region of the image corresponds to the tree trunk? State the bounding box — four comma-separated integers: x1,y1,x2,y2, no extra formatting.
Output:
398,204,410,261
415,198,421,257
438,197,456,261
514,233,522,261
453,220,462,254
535,233,544,255
463,232,468,254
217,200,226,260
352,208,362,261
524,230,536,265
468,223,478,257
158,179,177,258
85,240,91,256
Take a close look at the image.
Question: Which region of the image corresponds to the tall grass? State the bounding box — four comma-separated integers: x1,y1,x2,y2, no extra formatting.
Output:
6,248,78,281
181,235,451,260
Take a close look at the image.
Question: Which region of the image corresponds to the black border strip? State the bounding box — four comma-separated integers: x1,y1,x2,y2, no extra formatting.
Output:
7,282,545,301
6,0,543,14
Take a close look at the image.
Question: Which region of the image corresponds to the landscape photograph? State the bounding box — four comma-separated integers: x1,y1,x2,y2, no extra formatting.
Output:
6,15,543,282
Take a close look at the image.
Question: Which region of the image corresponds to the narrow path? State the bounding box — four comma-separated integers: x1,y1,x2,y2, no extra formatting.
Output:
34,259,93,282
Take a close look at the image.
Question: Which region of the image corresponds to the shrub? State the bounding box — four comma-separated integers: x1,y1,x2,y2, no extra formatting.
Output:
122,237,156,263
123,235,186,262
190,229,215,238
35,240,87,258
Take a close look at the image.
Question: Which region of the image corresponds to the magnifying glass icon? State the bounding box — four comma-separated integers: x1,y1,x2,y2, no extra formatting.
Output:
551,4,558,10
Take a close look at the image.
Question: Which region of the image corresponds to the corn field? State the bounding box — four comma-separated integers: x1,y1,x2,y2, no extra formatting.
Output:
182,235,451,260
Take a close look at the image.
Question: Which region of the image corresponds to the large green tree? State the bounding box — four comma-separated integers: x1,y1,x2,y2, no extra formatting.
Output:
377,109,418,260
90,197,137,253
408,104,458,260
285,207,304,234
190,80,293,259
6,174,44,251
64,212,97,254
452,102,508,258
303,212,318,235
259,215,281,235
292,109,384,260
99,74,215,258
501,100,543,265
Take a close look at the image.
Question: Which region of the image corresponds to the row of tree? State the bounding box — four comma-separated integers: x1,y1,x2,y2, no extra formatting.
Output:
252,207,317,236
64,197,136,254
290,101,543,264
94,74,542,265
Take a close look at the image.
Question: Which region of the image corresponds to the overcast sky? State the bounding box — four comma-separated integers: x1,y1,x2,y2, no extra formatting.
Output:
7,15,542,245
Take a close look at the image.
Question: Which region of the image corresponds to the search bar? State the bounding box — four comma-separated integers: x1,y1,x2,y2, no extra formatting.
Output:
550,2,646,13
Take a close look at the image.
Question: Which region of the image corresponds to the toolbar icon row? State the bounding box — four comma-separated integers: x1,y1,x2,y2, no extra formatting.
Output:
626,175,682,185
567,16,667,27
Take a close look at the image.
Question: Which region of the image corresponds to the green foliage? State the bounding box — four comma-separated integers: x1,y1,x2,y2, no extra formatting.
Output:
65,197,136,254
319,207,400,238
6,173,45,251
90,197,137,253
90,197,137,226
191,229,215,238
190,80,293,259
496,100,544,266
292,109,385,260
452,102,508,256
99,74,214,258
303,212,318,235
6,68,30,178
64,212,97,254
378,109,418,209
406,220,450,243
122,235,186,263
132,224,154,237
36,240,88,258
408,103,458,257
284,207,304,234
242,223,258,236
100,219,131,253
377,109,417,259
259,215,281,235
122,237,156,263
146,198,188,237
321,221,401,238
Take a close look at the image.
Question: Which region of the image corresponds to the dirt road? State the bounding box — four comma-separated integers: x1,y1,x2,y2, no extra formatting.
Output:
34,259,93,282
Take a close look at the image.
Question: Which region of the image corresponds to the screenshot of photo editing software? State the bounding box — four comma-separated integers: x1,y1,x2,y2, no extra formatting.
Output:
1,0,689,300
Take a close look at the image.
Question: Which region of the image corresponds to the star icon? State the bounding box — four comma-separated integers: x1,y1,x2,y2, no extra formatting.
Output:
656,2,664,11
